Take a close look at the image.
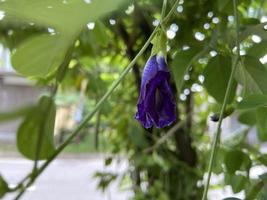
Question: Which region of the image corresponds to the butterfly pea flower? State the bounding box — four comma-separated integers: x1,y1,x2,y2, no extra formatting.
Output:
135,54,176,129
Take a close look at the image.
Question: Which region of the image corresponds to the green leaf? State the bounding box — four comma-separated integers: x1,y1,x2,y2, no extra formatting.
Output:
256,107,267,141
0,105,34,122
151,29,167,57
92,21,109,47
17,95,56,160
224,149,251,174
246,181,264,200
171,47,202,93
216,0,232,14
238,94,267,109
0,175,9,199
247,41,267,59
12,34,69,77
203,55,237,103
223,127,249,148
238,110,257,125
258,154,267,166
1,0,128,36
225,174,248,193
259,173,267,182
240,22,267,42
235,56,267,95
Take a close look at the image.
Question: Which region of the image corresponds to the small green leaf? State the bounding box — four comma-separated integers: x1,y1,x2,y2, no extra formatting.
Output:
12,34,69,78
0,175,9,199
203,55,237,103
256,107,267,141
238,94,267,110
235,56,267,95
151,29,167,57
17,95,56,160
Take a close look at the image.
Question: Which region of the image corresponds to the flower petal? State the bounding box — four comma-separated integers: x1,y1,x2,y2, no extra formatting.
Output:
135,54,176,129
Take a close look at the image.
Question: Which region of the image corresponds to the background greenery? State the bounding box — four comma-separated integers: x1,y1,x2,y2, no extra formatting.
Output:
1,0,267,199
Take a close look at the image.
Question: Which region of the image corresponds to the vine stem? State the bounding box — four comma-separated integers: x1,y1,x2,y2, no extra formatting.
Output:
13,1,180,199
201,0,240,199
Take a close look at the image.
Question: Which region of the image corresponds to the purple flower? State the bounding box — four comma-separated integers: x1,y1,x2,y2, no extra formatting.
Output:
135,54,176,129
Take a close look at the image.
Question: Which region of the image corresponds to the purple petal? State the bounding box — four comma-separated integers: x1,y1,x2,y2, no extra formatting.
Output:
135,55,176,129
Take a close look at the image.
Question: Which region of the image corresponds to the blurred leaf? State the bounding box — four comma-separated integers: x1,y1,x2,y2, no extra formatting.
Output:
238,94,267,109
258,154,267,166
94,172,117,192
213,148,225,174
235,56,267,95
246,181,264,200
216,0,232,14
240,22,267,41
171,47,202,93
224,149,251,174
104,157,113,166
1,0,128,36
128,122,148,148
0,105,34,122
257,185,267,200
247,41,267,58
92,21,109,47
17,95,56,160
223,127,249,148
203,55,236,103
259,173,267,182
256,107,267,141
12,34,69,77
238,110,257,125
225,174,248,193
0,175,9,199
152,152,171,172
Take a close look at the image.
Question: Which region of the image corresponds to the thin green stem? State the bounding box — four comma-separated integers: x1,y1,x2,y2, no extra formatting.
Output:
162,0,179,25
201,0,240,199
32,45,74,174
161,0,168,22
12,2,180,199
